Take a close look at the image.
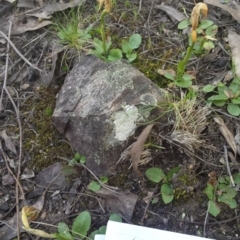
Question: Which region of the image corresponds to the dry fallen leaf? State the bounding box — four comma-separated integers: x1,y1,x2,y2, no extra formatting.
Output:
40,43,65,86
130,124,154,177
228,29,240,78
26,0,86,19
154,4,186,22
213,116,237,158
0,130,17,154
0,17,52,35
204,0,240,22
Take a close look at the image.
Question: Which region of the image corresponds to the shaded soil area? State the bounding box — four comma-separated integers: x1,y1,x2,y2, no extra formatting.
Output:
1,0,240,240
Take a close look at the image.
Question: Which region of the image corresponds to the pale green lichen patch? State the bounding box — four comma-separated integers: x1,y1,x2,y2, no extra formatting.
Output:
112,105,143,141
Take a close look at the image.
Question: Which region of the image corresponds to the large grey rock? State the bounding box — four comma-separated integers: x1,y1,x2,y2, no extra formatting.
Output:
52,55,167,176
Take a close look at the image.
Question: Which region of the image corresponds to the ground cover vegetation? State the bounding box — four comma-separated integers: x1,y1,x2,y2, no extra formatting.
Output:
1,0,240,239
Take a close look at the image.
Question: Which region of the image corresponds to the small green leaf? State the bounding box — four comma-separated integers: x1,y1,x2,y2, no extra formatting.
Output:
157,69,175,80
89,230,99,240
227,103,240,116
208,94,228,101
198,19,214,30
203,84,215,93
218,176,227,184
232,77,240,84
229,83,240,94
177,19,190,29
212,100,226,107
161,183,174,204
98,226,107,234
218,183,228,190
57,222,73,240
121,40,132,53
206,25,218,37
55,234,73,240
72,211,91,238
88,181,101,192
74,152,81,160
233,173,240,184
175,80,192,88
166,167,180,181
217,85,228,94
225,187,237,198
208,200,220,217
126,52,137,62
203,184,214,200
218,194,237,209
80,156,86,164
108,49,123,62
129,33,142,49
231,98,240,104
100,176,108,184
182,73,194,81
93,38,104,54
145,167,166,183
204,41,215,51
109,213,122,222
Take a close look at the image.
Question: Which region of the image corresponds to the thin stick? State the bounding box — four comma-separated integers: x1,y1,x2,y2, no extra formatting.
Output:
0,30,42,72
2,21,25,240
203,201,210,237
137,0,142,14
223,145,235,187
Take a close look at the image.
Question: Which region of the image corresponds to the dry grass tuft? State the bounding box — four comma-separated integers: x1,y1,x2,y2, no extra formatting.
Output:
170,93,211,152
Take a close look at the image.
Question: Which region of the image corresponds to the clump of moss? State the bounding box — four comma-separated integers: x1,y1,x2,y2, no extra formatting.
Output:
22,86,73,170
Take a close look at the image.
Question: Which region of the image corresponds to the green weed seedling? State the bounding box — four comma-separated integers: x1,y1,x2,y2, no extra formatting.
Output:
178,19,218,55
87,176,109,192
91,37,122,62
54,7,92,50
61,152,86,178
23,209,122,239
203,173,240,217
145,167,180,204
158,3,218,88
91,33,142,62
121,34,142,62
88,213,122,240
69,152,86,166
203,77,240,116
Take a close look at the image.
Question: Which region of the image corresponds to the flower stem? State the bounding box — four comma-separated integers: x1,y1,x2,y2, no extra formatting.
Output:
100,11,107,57
176,42,195,81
